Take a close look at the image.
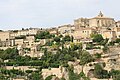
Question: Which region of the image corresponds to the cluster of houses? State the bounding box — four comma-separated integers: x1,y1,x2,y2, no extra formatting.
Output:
1,11,120,49
1,12,120,80
49,11,120,43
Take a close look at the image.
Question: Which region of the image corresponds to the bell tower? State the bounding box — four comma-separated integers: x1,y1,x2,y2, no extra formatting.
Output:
98,11,103,17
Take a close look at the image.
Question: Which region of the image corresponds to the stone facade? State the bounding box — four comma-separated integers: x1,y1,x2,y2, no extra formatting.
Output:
73,28,95,39
42,67,66,79
10,28,39,38
74,18,89,29
101,30,117,41
89,11,115,28
58,24,75,36
74,11,115,30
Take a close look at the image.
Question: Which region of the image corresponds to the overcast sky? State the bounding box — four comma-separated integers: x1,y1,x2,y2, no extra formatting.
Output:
0,0,120,30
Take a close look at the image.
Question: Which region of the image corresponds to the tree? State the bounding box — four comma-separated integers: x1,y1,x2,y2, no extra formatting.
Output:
94,63,103,78
91,34,104,43
86,43,94,50
60,77,66,80
79,71,90,80
68,66,80,80
100,38,109,46
28,72,43,80
94,63,109,79
115,38,120,43
114,74,120,80
63,35,71,42
54,37,60,42
45,75,53,80
0,48,19,60
80,50,94,71
35,31,54,39
94,53,101,59
110,69,120,80
80,50,94,66
45,41,53,46
25,70,33,74
70,43,82,51
71,36,74,42
102,45,109,53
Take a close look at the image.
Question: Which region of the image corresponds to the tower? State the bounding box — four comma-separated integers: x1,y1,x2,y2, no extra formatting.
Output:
98,11,103,17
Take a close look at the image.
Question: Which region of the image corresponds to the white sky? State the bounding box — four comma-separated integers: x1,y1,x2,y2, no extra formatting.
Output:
0,0,120,30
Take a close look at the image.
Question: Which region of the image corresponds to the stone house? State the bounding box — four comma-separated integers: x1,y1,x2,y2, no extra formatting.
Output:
42,66,66,79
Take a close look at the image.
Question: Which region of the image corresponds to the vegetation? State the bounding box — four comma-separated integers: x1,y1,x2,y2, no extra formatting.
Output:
62,35,73,42
102,45,109,53
70,43,82,51
115,38,120,43
94,53,101,59
110,69,120,80
68,66,90,80
80,50,94,66
68,66,80,80
35,31,55,39
91,34,104,43
1,30,119,80
94,63,110,79
54,36,60,42
0,68,25,79
45,75,54,80
0,48,19,60
28,72,43,80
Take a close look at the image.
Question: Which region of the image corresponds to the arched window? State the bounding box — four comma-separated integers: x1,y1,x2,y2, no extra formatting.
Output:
97,20,100,27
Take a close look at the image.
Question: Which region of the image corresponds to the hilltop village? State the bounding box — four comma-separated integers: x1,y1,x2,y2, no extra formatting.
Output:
1,12,120,80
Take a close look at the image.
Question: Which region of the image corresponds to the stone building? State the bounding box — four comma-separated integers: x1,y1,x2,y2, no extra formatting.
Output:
112,27,120,38
42,66,66,79
74,11,115,30
0,31,12,47
89,11,115,28
116,21,120,27
74,18,89,29
58,24,75,36
10,28,39,38
0,31,11,41
15,39,24,46
48,27,58,35
101,30,117,41
73,28,95,39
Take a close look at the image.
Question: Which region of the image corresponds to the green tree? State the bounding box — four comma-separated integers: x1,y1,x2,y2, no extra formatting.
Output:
70,43,82,51
80,50,94,66
79,71,90,80
35,31,54,39
63,35,71,42
45,75,53,80
91,34,104,43
54,37,60,42
0,48,19,60
100,38,109,46
110,69,120,80
115,38,120,43
86,43,94,50
68,66,80,80
29,72,43,80
94,53,101,59
80,50,94,71
60,77,66,80
94,63,109,79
